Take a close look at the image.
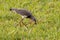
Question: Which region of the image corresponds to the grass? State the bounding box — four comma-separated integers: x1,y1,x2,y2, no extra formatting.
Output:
0,0,60,40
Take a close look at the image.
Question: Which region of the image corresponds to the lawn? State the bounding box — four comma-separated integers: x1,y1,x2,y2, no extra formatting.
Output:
0,0,60,40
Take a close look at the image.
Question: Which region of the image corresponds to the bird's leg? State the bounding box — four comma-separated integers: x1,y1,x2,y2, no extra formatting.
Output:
20,18,28,30
19,18,26,26
16,18,23,27
29,20,33,25
22,21,28,30
22,21,27,26
21,16,27,26
19,18,24,26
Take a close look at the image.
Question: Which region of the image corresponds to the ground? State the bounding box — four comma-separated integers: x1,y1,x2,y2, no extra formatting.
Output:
0,0,60,40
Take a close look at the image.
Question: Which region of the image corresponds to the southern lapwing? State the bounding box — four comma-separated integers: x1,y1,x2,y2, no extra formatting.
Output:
10,8,36,26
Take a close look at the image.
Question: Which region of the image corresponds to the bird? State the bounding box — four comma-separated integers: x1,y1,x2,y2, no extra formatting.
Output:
10,8,36,26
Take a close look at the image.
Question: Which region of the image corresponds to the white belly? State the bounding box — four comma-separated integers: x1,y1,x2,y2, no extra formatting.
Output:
22,15,27,19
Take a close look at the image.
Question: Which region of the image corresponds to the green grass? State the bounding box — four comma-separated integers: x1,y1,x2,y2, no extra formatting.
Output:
0,0,60,40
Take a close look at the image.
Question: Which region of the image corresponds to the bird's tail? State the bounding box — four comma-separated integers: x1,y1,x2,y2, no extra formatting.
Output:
10,8,18,11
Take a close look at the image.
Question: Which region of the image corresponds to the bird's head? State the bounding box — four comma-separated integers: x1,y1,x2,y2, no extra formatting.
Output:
30,16,37,24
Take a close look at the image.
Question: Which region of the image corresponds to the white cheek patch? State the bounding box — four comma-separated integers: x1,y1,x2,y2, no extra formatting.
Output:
22,15,27,19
